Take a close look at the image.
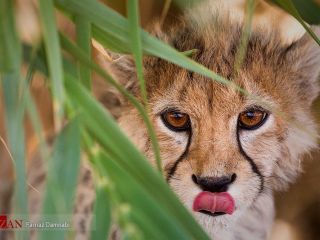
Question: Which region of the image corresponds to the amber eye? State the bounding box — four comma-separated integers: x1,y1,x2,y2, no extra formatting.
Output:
161,110,190,131
238,109,268,130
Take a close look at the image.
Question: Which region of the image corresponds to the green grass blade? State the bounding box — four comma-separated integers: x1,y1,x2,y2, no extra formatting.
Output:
40,118,81,240
127,0,147,104
127,0,162,173
25,88,51,162
282,0,320,24
91,25,130,53
39,0,65,130
0,1,21,72
273,0,320,46
234,0,256,72
90,179,112,240
0,2,29,239
75,16,92,89
82,135,115,240
55,0,128,41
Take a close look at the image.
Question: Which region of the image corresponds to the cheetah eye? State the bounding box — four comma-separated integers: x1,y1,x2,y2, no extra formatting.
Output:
161,110,190,132
238,109,268,130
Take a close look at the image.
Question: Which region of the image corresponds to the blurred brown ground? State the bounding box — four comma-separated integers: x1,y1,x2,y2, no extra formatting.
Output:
0,1,320,239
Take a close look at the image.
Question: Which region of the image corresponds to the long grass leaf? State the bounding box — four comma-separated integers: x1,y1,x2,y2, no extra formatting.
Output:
127,0,162,173
75,16,92,89
40,118,81,240
274,0,320,24
90,179,112,240
234,0,256,72
39,0,65,130
0,1,29,239
127,0,147,104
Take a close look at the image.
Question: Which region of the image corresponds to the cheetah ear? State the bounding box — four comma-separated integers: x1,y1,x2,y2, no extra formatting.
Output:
92,40,139,97
286,26,320,105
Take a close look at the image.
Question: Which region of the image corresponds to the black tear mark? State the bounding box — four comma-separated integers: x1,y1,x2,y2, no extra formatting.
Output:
236,123,264,193
166,129,193,182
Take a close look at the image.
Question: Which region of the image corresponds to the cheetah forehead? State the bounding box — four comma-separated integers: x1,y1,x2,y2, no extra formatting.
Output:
140,1,319,113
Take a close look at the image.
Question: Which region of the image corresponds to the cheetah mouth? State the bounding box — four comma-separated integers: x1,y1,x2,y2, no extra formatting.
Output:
193,191,235,216
199,210,226,217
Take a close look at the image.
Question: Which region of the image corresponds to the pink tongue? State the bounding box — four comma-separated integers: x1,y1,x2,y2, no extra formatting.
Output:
193,191,235,215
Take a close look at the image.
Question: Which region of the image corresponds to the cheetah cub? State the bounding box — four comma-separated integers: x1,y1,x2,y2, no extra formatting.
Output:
102,4,320,240
29,1,320,240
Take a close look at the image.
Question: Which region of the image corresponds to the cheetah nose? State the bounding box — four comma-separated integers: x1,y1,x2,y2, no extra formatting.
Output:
191,173,237,192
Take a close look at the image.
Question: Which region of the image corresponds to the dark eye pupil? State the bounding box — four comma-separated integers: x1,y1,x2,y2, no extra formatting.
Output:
161,110,190,132
246,112,254,118
238,109,268,130
246,112,257,119
168,112,186,125
172,113,183,119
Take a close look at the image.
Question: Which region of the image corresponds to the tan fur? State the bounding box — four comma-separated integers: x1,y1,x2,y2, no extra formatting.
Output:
111,6,320,240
